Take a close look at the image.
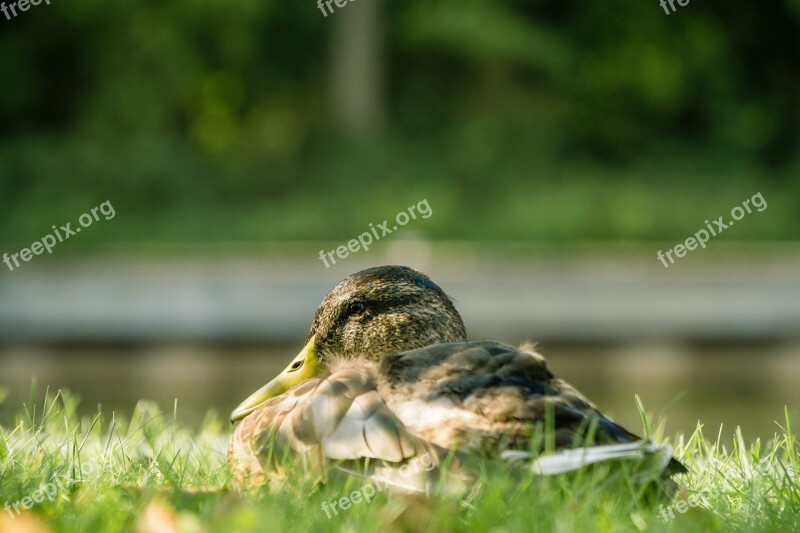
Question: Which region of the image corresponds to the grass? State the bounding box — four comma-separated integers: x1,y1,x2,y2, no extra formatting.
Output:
0,388,798,533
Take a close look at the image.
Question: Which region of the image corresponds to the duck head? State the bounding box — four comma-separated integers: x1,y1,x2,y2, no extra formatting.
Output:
230,265,467,422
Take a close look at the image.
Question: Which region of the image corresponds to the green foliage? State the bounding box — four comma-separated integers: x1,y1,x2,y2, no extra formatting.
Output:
0,0,797,243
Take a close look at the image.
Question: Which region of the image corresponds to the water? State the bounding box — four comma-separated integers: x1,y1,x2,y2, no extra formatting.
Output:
1,341,797,442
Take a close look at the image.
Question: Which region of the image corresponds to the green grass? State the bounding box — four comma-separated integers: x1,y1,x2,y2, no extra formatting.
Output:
0,388,798,532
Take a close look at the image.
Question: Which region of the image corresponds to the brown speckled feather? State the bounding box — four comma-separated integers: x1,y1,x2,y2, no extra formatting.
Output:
229,360,474,492
376,341,642,453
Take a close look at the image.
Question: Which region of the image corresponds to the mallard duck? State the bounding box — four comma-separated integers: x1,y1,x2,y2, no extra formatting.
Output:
229,265,685,492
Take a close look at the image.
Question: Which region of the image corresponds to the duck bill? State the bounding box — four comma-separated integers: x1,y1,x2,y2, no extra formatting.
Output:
230,336,324,423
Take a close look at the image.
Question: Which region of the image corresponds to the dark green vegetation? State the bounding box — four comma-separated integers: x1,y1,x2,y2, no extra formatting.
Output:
0,0,797,244
0,389,798,532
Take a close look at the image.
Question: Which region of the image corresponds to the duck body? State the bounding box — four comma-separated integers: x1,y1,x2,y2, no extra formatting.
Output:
229,266,685,492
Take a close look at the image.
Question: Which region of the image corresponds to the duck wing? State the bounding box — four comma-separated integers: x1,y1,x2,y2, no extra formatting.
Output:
228,362,472,492
376,340,685,477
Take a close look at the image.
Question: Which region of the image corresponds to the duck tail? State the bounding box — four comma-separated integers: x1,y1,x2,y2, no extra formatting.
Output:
521,440,684,481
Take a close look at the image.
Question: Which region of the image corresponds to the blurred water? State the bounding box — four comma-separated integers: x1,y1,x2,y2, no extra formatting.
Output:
1,341,797,441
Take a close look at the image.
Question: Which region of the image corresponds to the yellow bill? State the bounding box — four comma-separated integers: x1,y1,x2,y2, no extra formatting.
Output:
230,335,324,423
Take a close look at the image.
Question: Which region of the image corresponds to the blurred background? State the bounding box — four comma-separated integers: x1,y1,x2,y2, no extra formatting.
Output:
0,0,798,440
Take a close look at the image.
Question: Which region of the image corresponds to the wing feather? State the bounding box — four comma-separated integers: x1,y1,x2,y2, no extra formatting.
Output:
229,363,448,491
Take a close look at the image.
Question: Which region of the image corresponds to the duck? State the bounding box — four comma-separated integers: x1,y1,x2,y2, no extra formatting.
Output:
228,265,685,492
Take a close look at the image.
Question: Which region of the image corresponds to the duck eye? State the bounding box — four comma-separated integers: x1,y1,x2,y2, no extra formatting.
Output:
348,302,367,316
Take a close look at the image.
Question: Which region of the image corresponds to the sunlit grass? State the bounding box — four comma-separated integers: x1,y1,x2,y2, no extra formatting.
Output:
0,388,797,532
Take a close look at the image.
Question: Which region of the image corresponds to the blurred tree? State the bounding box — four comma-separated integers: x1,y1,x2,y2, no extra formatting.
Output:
330,0,385,135
0,0,796,243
